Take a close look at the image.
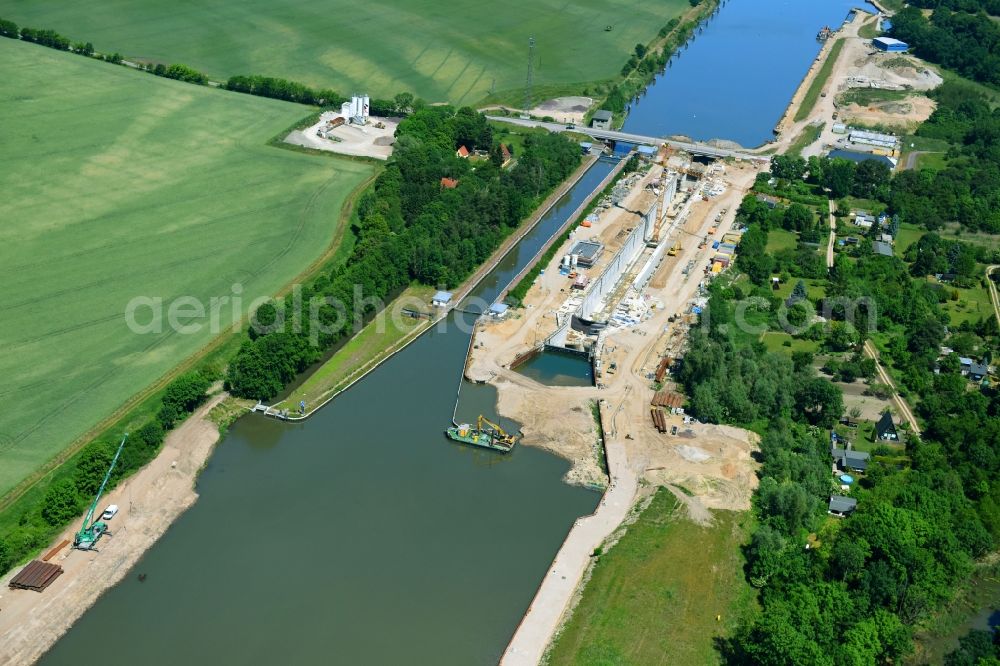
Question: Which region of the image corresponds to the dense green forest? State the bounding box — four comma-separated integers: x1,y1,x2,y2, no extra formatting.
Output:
892,4,1000,85
225,107,581,399
690,65,1000,656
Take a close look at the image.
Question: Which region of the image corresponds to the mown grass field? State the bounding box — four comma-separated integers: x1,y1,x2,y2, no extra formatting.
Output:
0,0,689,105
0,39,373,497
287,285,436,410
546,491,756,665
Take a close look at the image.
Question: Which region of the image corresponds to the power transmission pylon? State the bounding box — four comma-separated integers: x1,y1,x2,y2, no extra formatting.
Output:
523,36,534,118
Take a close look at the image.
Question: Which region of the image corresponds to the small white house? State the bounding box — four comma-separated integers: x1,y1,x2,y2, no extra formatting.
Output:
432,291,453,308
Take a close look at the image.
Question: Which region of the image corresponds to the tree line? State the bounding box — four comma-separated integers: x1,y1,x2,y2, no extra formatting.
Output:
598,1,717,120
224,106,581,400
0,372,213,576
0,17,122,63
891,4,1000,86
1,16,425,117
697,137,1000,659
682,273,997,663
224,75,417,116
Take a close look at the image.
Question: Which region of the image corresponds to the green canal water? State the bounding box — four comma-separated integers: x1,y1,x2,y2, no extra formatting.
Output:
40,165,613,666
515,350,594,388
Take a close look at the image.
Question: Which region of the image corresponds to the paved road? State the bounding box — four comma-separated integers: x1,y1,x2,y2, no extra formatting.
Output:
486,116,769,163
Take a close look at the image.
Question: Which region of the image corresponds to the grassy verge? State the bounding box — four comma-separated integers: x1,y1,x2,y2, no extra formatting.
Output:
788,122,825,156
859,19,880,40
284,285,437,410
545,490,757,665
589,400,608,476
795,38,846,122
836,87,913,107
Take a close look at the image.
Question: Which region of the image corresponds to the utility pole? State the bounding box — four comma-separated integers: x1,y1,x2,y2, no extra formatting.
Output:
523,36,535,119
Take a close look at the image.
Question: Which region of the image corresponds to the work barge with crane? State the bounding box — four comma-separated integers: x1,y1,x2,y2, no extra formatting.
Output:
446,415,518,453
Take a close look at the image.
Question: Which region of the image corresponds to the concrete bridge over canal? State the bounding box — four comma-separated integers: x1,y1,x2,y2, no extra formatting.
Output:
486,116,769,163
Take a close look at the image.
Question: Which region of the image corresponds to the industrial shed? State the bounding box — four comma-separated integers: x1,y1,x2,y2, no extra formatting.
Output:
873,37,908,52
591,110,613,130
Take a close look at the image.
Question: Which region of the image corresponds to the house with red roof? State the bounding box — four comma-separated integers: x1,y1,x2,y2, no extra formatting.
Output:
499,143,512,167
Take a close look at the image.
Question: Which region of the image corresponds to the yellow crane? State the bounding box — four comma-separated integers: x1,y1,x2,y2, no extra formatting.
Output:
478,415,517,447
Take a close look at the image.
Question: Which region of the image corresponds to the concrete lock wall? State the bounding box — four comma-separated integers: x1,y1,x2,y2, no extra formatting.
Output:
580,204,655,320
545,187,659,351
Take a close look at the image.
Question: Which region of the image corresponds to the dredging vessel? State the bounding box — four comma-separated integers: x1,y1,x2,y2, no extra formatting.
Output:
446,415,517,452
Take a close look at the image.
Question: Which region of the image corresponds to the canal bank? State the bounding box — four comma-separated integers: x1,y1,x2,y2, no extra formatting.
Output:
15,2,888,662
30,161,618,666
621,0,881,147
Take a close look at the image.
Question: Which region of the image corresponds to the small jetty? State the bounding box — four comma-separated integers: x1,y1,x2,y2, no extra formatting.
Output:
251,401,294,420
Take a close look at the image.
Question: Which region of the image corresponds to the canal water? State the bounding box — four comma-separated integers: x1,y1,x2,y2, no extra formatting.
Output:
515,350,594,388
623,0,880,147
40,1,885,661
39,163,614,666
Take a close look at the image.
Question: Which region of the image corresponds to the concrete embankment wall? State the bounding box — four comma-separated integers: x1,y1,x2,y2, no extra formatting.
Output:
495,154,630,305
578,205,655,321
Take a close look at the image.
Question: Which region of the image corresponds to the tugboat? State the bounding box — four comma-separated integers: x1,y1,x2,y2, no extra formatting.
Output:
446,415,517,452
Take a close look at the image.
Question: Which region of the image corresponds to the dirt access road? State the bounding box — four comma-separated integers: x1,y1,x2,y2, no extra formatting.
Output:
774,10,940,158
0,395,227,665
986,266,1000,329
489,162,761,664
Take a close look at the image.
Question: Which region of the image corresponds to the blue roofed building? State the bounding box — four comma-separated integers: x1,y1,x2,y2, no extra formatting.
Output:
873,37,908,52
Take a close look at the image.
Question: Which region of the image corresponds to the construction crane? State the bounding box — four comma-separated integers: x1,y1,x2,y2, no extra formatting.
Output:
74,433,128,551
478,415,517,447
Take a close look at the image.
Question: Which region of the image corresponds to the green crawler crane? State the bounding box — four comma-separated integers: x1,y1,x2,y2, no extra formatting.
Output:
74,433,128,551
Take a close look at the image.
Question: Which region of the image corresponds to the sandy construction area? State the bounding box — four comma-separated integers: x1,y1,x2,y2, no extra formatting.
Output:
774,11,942,157
529,97,593,125
285,113,397,160
497,158,760,664
469,158,761,509
0,395,227,665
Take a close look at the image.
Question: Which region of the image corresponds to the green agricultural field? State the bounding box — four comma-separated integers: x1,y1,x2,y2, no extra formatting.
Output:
546,491,756,665
0,0,690,105
0,39,373,497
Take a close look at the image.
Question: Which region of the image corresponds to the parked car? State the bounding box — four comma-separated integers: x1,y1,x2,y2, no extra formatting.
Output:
101,504,119,521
